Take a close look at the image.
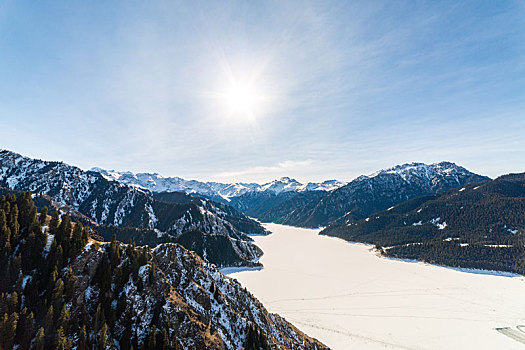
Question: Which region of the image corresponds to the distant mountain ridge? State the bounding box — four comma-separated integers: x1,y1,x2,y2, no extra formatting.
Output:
91,167,346,201
91,161,490,230
257,161,490,228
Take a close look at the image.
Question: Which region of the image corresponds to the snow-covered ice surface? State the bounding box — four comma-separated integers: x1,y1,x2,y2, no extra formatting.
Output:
227,223,525,350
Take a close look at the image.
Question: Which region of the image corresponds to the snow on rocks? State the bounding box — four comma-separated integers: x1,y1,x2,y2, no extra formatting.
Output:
91,168,346,199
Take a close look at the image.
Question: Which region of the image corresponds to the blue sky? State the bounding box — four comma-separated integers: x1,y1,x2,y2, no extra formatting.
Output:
1,1,524,183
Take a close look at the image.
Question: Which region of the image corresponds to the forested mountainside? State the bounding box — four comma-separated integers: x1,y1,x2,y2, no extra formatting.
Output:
152,191,266,238
257,162,490,228
0,192,327,349
96,226,263,268
228,191,299,218
0,150,266,267
322,173,525,274
256,191,328,225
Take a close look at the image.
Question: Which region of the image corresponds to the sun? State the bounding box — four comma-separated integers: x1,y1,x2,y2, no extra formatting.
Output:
225,83,257,114
220,80,264,122
204,56,275,124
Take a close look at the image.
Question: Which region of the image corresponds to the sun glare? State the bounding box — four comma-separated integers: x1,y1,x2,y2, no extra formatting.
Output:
226,83,257,114
206,56,275,124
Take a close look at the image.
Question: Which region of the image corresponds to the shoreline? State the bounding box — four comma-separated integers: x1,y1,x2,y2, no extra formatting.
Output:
261,222,524,279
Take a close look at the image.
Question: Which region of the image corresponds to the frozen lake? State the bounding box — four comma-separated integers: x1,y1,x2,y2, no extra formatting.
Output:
226,223,525,349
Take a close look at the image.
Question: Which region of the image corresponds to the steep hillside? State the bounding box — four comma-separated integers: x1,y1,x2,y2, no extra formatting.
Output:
322,173,525,274
0,192,327,349
152,191,267,237
262,162,489,228
228,191,298,218
0,150,265,267
96,226,263,268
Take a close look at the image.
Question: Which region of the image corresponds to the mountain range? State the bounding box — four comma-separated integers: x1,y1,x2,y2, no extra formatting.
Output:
1,147,524,349
92,167,346,202
257,162,490,228
0,150,266,267
92,161,490,230
7,148,522,276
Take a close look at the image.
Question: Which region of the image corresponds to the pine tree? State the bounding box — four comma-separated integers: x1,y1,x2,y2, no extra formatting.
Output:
8,203,19,245
39,206,48,225
33,327,45,350
0,312,18,349
55,326,68,350
56,214,72,258
78,325,88,350
9,253,22,286
64,267,78,301
49,211,60,235
161,328,169,350
17,191,38,235
58,304,70,332
52,278,65,311
43,305,54,332
149,261,156,281
243,323,270,350
109,234,120,268
7,291,18,313
94,303,105,332
16,307,34,348
171,335,182,350
148,325,157,349
45,266,58,303
81,226,89,247
56,244,64,269
0,210,8,248
213,285,221,302
98,322,108,350
71,222,83,256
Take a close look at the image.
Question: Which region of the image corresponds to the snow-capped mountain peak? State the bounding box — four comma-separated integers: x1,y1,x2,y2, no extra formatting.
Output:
90,168,346,199
366,161,474,184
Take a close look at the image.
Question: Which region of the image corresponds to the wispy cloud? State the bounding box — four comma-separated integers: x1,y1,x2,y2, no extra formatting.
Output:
212,160,314,183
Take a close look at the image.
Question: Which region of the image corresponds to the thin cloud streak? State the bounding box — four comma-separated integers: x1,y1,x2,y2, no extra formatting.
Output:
212,160,314,183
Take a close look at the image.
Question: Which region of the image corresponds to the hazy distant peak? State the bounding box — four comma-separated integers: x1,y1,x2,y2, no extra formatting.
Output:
90,168,346,199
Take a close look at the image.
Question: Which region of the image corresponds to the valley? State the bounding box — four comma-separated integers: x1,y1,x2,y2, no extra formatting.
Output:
1,149,524,349
228,223,525,349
